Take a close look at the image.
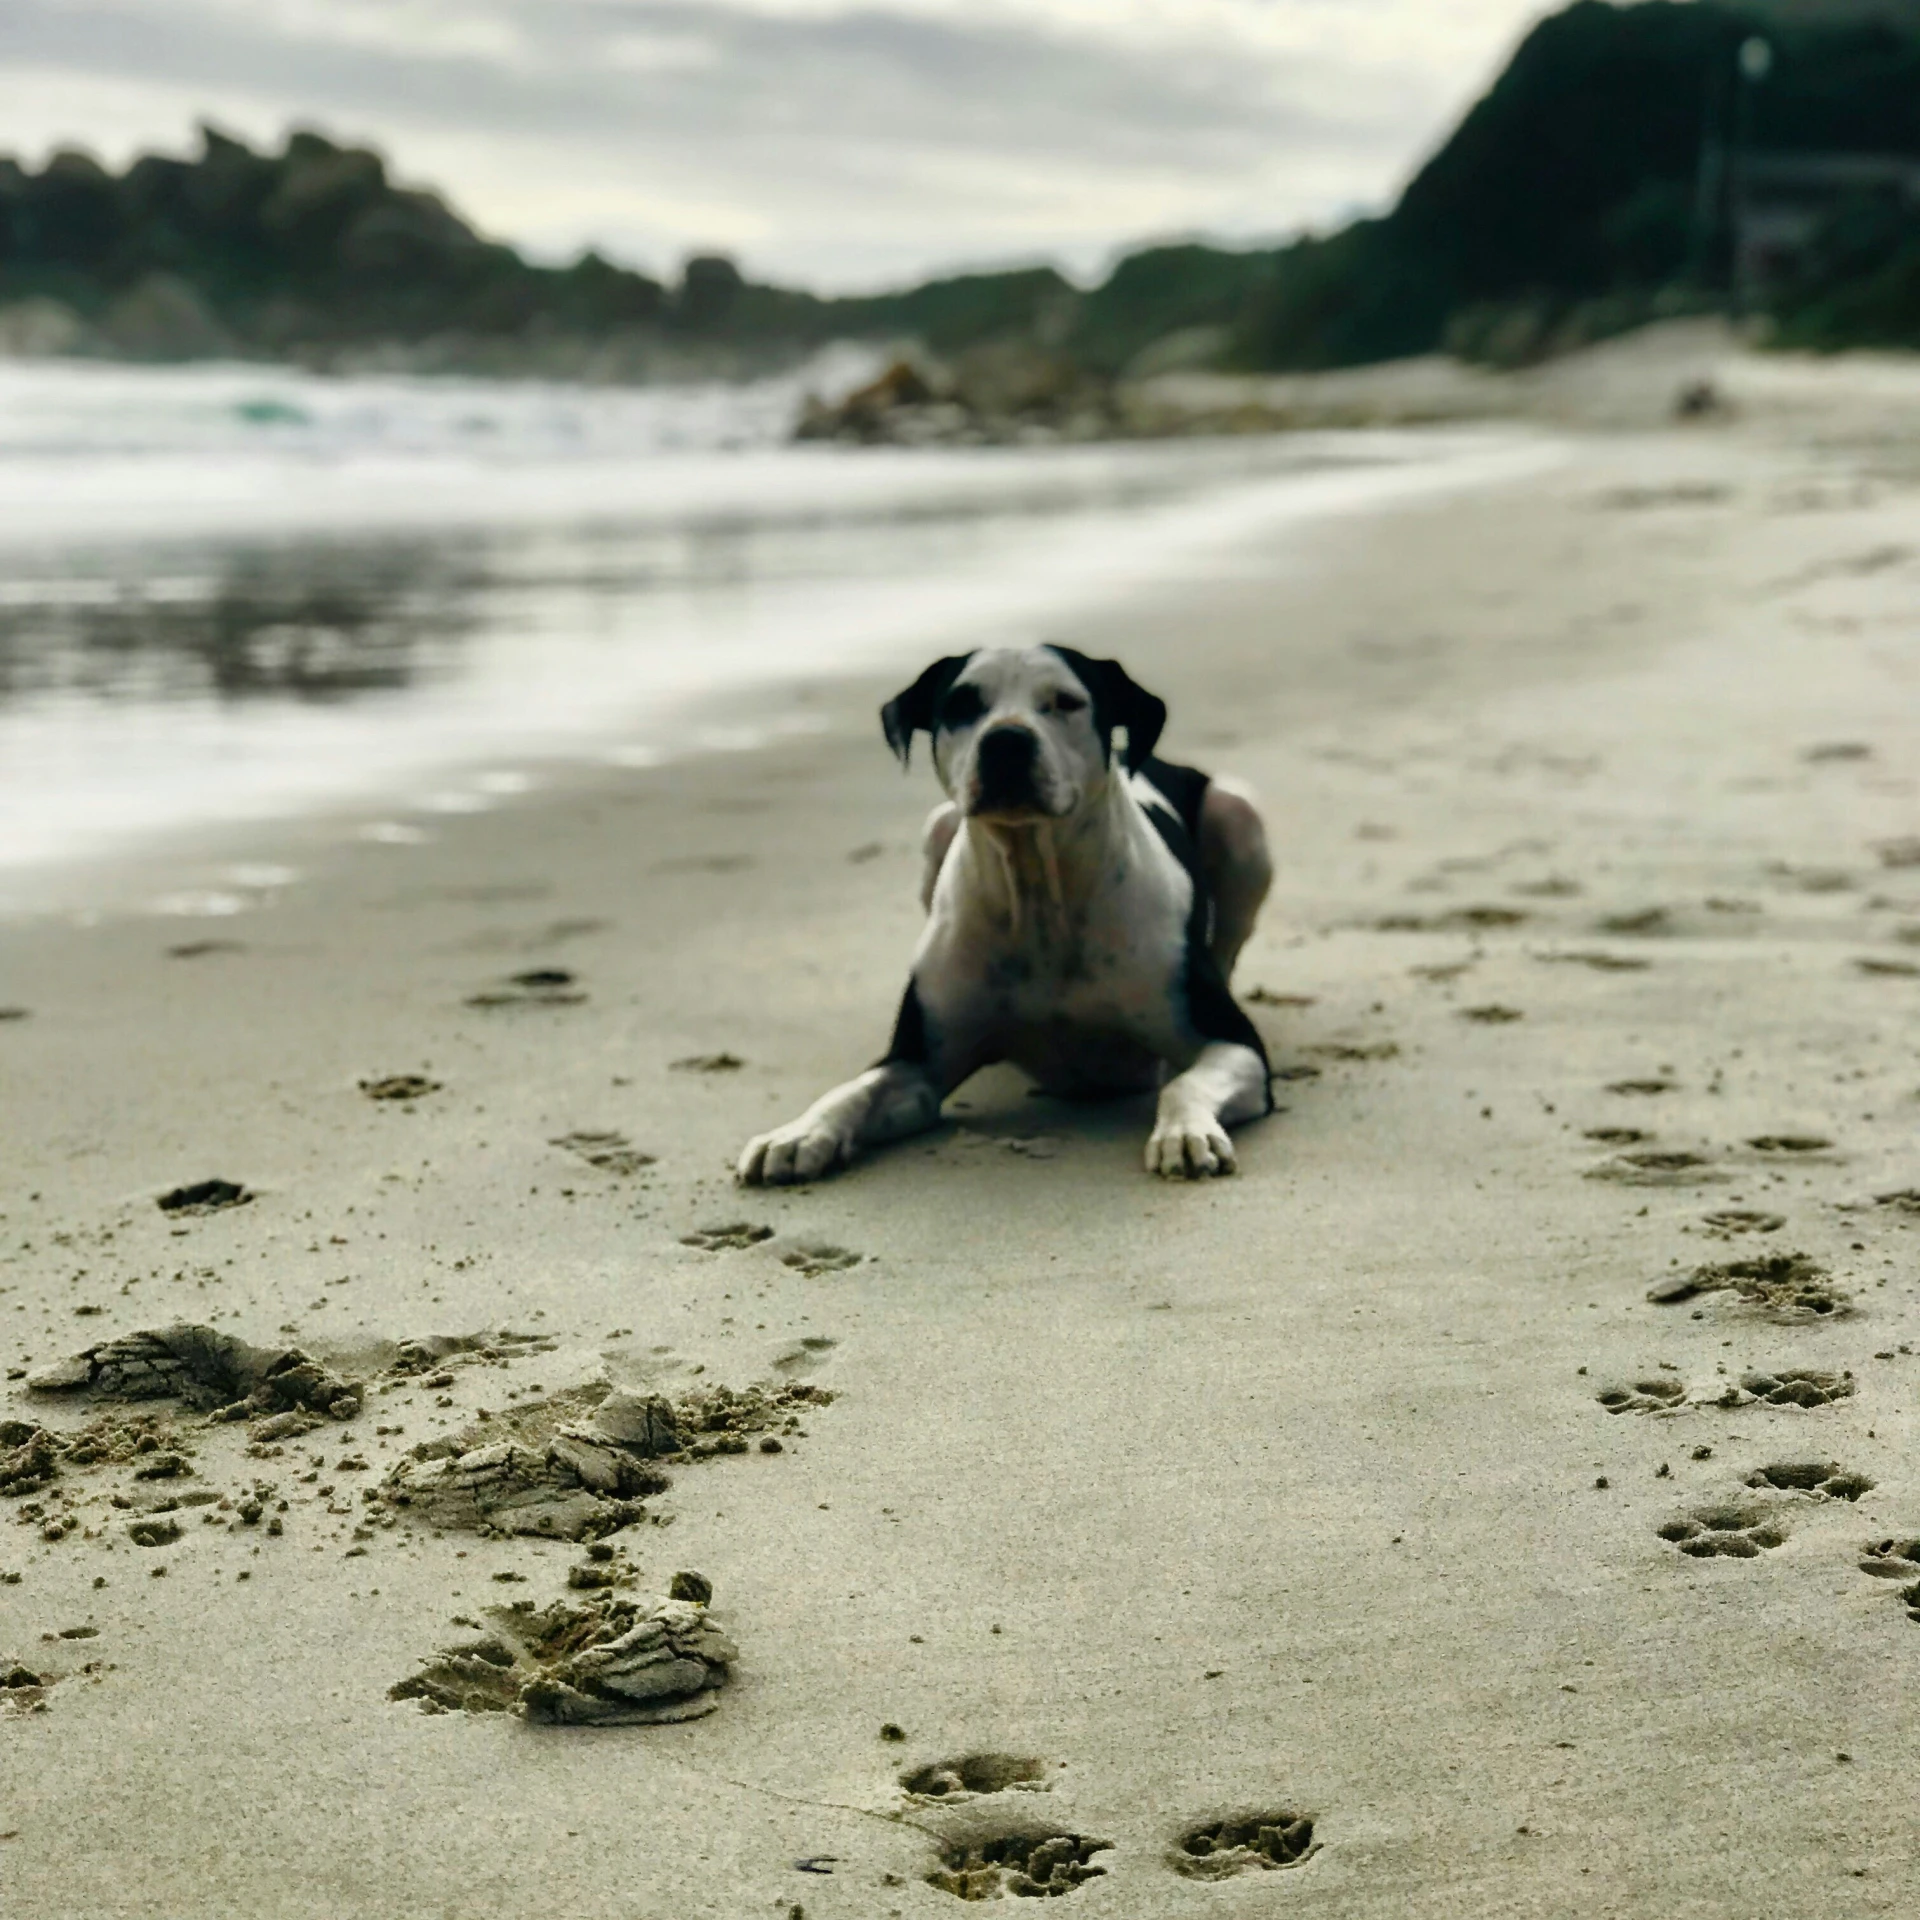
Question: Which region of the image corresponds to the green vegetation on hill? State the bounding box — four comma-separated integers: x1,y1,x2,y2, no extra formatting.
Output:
1772,196,1920,349
2,1,1918,378
0,128,678,355
1234,0,1920,369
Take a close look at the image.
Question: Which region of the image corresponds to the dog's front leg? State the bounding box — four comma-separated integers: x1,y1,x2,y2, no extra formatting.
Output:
737,1061,943,1186
1146,1042,1270,1179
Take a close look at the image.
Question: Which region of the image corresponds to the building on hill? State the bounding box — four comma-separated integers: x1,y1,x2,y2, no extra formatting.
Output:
1738,152,1920,297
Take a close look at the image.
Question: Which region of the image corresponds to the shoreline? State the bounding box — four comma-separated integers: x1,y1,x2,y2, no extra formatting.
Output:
4,392,1920,1917
0,421,1554,915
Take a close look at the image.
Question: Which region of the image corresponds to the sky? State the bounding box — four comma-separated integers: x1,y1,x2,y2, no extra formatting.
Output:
0,0,1563,291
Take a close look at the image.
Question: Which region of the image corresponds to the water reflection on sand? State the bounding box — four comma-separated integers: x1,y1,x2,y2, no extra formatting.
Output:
0,363,1545,885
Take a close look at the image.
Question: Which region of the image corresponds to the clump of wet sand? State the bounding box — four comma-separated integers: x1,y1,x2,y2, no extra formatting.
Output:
391,1576,737,1724
25,1324,361,1421
381,1374,832,1541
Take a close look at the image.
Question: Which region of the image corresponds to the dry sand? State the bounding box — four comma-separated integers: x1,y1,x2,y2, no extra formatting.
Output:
4,339,1920,1916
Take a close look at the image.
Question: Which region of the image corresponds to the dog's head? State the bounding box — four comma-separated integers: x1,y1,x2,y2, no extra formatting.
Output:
881,645,1166,824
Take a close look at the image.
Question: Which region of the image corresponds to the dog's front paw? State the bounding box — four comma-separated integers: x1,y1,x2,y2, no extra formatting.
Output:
1145,1113,1237,1180
737,1119,854,1187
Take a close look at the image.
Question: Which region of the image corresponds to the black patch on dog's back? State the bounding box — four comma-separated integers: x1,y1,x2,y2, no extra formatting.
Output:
1137,757,1209,844
1136,758,1273,1105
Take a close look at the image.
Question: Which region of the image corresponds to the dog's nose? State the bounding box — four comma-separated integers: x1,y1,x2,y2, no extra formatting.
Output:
975,724,1039,801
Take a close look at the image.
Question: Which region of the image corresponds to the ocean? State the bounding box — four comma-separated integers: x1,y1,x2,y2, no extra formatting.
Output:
0,356,1549,908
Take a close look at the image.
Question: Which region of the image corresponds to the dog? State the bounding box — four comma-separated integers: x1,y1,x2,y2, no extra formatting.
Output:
737,645,1274,1184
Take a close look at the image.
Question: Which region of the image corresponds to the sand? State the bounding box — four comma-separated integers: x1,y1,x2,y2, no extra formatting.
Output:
4,336,1920,1916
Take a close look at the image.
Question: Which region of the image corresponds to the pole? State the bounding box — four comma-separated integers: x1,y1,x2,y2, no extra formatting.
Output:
1733,37,1774,320
1689,54,1728,292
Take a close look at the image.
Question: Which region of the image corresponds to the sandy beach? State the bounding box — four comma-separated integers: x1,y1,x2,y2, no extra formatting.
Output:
5,344,1920,1917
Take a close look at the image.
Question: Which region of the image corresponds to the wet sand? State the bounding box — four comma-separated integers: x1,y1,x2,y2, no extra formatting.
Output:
4,347,1920,1916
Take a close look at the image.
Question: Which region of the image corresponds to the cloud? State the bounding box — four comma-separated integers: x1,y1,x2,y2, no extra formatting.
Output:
0,0,1555,286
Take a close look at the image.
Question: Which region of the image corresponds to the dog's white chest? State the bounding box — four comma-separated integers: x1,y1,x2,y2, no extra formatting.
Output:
917,831,1195,1086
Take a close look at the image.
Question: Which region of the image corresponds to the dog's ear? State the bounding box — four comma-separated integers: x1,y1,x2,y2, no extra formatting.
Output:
1045,647,1167,771
880,654,972,767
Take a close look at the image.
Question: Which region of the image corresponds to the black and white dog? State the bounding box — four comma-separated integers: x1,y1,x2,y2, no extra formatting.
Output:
738,646,1274,1184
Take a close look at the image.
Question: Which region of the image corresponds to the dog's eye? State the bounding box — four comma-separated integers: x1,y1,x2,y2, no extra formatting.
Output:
1046,692,1087,717
938,685,985,729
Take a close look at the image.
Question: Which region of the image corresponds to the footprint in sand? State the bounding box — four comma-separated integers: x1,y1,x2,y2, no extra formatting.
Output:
1537,951,1651,973
550,1131,655,1176
902,1754,1049,1803
167,939,244,959
1585,1127,1650,1146
1374,906,1527,933
927,1830,1112,1901
1744,1134,1835,1158
1647,1252,1850,1321
1657,1501,1788,1559
1737,1368,1855,1410
1172,1812,1318,1879
1858,1539,1920,1624
1596,907,1672,937
360,1074,441,1101
1855,957,1920,979
1875,1189,1920,1216
1586,1149,1723,1187
1701,1208,1787,1236
770,1336,837,1376
466,968,587,1008
2,1663,60,1714
671,1052,745,1073
1596,1377,1688,1415
681,1222,774,1252
156,1179,252,1215
1458,1005,1524,1024
1744,1461,1873,1501
780,1242,862,1276
1410,961,1475,983
1605,1077,1677,1097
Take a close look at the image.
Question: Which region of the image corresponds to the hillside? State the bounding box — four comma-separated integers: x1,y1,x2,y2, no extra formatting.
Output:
2,1,1918,382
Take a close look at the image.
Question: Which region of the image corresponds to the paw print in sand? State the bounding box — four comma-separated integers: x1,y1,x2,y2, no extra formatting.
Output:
1173,1812,1317,1879
1859,1539,1920,1623
902,1754,1048,1803
927,1829,1111,1900
1596,1376,1687,1415
780,1242,862,1276
680,1222,773,1252
1734,1368,1855,1410
1657,1502,1787,1559
1744,1461,1873,1501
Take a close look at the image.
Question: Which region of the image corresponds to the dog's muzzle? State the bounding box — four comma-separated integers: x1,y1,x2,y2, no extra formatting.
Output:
971,724,1046,816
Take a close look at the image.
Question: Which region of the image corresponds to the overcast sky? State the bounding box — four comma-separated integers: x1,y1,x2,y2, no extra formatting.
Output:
0,0,1560,290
